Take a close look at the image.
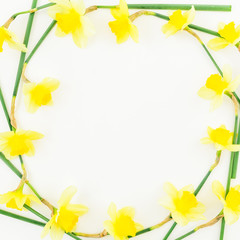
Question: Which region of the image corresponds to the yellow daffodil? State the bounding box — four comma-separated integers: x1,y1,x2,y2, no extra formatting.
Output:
0,26,27,52
23,78,60,113
159,183,205,226
41,186,88,240
212,181,240,224
0,186,41,211
103,203,143,240
162,7,195,37
208,22,240,51
198,65,240,111
109,0,139,44
48,0,95,48
201,125,240,152
0,129,44,159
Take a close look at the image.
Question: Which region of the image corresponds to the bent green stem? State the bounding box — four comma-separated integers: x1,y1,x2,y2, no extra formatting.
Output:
220,113,239,240
0,208,45,227
175,212,224,240
162,150,222,240
25,20,57,64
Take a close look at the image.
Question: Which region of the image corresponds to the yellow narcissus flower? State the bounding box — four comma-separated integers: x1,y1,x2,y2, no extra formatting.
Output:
103,203,143,240
48,0,95,48
162,7,195,37
201,125,240,152
0,129,44,159
23,78,60,113
109,0,139,44
212,181,240,224
41,186,88,240
0,26,27,52
159,183,205,226
198,66,240,111
208,22,240,51
0,186,41,211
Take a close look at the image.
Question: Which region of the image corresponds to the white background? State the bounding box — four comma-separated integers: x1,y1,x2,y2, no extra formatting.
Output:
0,0,239,239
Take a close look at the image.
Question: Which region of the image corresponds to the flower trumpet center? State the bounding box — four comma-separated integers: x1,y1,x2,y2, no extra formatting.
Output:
30,85,52,106
114,215,137,237
7,134,29,156
219,22,240,44
56,8,82,34
56,207,79,233
174,191,198,215
205,74,229,95
210,128,233,146
226,188,240,212
169,10,188,30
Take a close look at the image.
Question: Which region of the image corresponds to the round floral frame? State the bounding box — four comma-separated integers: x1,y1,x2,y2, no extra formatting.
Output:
0,1,240,240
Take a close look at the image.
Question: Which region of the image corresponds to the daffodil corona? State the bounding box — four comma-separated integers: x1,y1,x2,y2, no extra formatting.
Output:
208,22,240,51
212,181,240,225
198,65,240,110
201,125,240,152
0,129,44,159
23,78,60,113
48,0,95,48
0,26,27,52
159,183,205,226
0,186,41,211
42,186,88,240
103,203,143,240
109,0,139,44
162,7,195,37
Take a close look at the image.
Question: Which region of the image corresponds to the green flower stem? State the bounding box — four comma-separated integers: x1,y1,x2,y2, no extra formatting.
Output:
220,114,239,240
163,222,177,240
175,230,196,240
163,151,222,240
25,20,57,64
0,208,45,227
12,0,38,98
231,117,240,178
97,4,231,11
175,212,224,240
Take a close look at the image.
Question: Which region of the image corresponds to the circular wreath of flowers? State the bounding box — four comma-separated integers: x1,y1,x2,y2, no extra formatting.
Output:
0,1,240,240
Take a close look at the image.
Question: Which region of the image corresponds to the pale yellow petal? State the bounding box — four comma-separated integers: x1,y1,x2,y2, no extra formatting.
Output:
198,86,216,100
72,28,88,48
7,40,27,52
218,22,226,31
50,223,65,240
135,222,144,231
181,184,194,193
200,137,212,144
226,144,240,152
227,75,240,92
171,211,188,226
210,96,223,111
184,6,195,26
24,131,44,140
224,206,239,225
163,182,178,198
103,220,115,237
58,186,77,207
119,0,129,16
41,218,54,238
108,202,117,220
158,196,175,211
71,0,85,15
67,204,88,216
162,22,178,37
119,206,135,218
212,180,225,202
41,78,60,91
222,65,232,83
129,24,139,43
55,25,67,37
208,37,229,51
